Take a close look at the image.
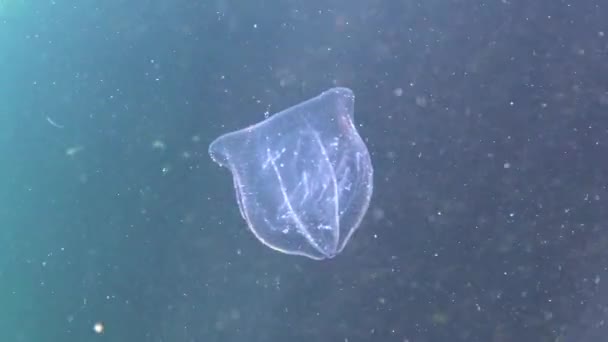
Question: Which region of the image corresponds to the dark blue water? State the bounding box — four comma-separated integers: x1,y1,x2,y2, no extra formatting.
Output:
1,1,607,341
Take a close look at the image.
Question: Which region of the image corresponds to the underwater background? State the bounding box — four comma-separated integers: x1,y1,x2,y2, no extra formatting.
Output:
1,0,607,341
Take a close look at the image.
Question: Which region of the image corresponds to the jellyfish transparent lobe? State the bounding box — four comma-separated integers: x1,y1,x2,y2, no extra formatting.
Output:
209,87,373,260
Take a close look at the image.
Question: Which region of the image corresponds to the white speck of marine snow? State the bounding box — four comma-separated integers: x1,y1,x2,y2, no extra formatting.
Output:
46,116,64,128
93,322,104,334
66,146,84,156
152,140,166,150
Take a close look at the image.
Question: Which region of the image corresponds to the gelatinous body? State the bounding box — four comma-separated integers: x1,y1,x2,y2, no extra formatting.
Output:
209,87,373,260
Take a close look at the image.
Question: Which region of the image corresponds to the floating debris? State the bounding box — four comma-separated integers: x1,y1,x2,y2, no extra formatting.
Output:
66,146,84,156
46,116,64,129
152,139,166,150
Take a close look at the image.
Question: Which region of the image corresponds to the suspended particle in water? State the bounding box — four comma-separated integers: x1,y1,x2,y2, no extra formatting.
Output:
93,321,104,334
